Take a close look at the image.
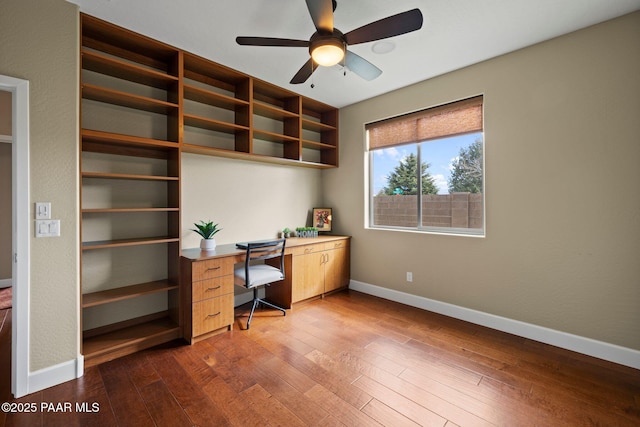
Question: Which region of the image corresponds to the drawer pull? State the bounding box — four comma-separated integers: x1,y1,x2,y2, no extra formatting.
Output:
206,286,222,291
207,312,221,318
206,266,221,271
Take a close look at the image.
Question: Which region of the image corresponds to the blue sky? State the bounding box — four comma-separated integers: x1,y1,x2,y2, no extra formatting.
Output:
371,132,482,195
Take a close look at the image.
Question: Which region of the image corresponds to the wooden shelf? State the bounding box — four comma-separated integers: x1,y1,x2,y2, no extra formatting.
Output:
254,101,299,120
82,236,180,250
183,51,250,94
302,139,337,150
184,113,249,135
83,280,178,308
82,14,178,73
82,314,180,367
253,129,300,144
184,84,249,111
82,49,178,89
302,118,336,133
81,171,179,181
82,83,179,114
182,143,334,169
81,129,179,159
82,207,179,213
82,129,178,148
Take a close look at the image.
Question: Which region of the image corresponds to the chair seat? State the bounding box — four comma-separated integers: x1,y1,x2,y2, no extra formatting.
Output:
235,264,284,288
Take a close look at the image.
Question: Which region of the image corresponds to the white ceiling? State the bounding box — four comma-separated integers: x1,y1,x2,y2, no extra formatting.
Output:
67,0,640,108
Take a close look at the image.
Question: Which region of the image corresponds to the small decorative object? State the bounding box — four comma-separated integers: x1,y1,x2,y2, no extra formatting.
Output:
313,208,332,232
295,227,318,238
192,220,222,251
282,227,292,238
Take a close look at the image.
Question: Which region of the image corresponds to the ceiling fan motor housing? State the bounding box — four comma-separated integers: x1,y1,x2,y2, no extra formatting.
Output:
309,29,346,66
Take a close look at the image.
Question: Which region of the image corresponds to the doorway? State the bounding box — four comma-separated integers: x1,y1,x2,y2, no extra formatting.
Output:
0,90,12,400
0,75,30,398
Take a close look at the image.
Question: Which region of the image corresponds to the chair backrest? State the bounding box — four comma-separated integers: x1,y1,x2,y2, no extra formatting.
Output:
243,239,286,282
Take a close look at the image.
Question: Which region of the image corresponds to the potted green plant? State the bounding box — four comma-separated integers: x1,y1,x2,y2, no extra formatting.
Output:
282,227,292,238
192,220,222,251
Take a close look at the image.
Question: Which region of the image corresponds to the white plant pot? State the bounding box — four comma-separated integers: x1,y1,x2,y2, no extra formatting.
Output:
200,238,216,251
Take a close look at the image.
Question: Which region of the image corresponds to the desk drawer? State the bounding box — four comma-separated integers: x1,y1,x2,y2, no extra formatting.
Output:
191,294,234,336
326,239,349,250
290,243,325,256
192,276,233,302
192,257,234,281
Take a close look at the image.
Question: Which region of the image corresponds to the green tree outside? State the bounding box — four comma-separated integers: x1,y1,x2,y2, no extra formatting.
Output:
381,153,438,195
448,139,483,193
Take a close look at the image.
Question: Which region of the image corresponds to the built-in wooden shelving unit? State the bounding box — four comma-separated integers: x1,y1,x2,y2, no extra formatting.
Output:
79,13,339,366
80,14,182,366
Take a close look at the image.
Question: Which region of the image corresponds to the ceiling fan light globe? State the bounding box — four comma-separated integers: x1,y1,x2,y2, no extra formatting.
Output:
311,43,345,67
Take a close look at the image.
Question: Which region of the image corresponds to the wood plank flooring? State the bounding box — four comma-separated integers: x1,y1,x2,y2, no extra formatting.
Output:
1,290,639,426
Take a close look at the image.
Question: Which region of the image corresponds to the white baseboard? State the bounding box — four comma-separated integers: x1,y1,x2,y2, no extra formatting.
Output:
26,355,84,395
0,279,11,288
349,280,640,370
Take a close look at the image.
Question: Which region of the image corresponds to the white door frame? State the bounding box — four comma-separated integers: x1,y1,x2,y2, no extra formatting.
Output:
1,75,30,398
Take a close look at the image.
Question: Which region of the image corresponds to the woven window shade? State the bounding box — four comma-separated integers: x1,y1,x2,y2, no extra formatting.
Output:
368,96,483,150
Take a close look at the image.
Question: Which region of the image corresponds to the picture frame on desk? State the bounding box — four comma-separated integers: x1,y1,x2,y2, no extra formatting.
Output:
313,208,332,232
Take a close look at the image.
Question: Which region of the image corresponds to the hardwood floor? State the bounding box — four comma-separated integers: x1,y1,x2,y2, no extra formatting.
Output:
1,290,639,426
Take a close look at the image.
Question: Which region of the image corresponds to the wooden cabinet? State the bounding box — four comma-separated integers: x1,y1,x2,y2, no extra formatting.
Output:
80,14,182,367
180,256,235,343
269,237,351,306
291,243,326,303
323,239,351,293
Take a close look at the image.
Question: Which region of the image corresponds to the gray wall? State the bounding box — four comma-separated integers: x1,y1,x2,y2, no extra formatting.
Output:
0,0,79,370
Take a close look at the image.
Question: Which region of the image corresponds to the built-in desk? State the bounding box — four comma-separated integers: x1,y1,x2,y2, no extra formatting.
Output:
180,235,350,343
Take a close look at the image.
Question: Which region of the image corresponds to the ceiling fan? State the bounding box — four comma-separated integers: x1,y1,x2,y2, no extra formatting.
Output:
236,0,423,84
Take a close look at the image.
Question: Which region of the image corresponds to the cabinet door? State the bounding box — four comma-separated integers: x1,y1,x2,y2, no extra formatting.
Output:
324,245,350,293
191,293,234,336
291,253,324,302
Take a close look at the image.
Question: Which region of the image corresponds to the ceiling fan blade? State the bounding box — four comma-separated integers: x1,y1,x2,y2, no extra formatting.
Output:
236,37,309,47
290,58,316,84
344,8,423,45
305,0,334,33
345,50,382,81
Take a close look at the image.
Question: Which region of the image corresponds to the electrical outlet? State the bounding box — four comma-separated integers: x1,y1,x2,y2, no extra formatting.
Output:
406,271,413,282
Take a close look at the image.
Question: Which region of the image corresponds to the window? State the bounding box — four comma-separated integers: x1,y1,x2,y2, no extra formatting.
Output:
367,96,484,236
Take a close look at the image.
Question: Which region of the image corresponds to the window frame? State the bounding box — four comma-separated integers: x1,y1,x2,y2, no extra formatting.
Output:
366,96,486,237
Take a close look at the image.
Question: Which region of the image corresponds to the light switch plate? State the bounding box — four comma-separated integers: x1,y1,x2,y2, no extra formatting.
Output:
35,202,51,219
35,220,60,237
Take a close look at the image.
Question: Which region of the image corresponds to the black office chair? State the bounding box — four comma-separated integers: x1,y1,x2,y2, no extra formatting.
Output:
234,239,287,329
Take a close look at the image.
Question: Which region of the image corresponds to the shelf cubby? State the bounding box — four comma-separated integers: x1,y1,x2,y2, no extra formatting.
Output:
82,280,179,308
